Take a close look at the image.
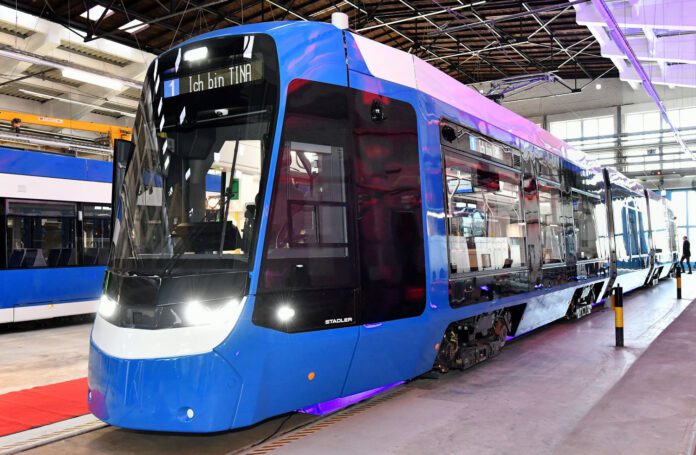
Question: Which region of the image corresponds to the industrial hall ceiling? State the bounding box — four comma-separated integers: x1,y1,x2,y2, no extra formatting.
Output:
2,0,616,84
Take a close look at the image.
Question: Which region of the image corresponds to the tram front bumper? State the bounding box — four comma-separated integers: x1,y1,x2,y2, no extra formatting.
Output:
88,342,242,433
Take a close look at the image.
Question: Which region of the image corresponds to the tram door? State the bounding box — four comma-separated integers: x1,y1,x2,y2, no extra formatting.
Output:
341,85,426,396
254,78,427,395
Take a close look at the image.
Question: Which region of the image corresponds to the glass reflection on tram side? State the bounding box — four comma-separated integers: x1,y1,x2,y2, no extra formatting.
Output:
441,120,616,309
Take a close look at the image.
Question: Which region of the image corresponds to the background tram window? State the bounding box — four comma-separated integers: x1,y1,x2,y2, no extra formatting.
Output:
538,184,565,263
4,200,77,269
83,204,112,265
444,152,526,274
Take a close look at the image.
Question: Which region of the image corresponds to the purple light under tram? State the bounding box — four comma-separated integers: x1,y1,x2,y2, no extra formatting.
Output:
298,381,405,416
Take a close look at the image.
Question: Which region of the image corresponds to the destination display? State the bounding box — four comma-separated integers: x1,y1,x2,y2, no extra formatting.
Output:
164,60,263,98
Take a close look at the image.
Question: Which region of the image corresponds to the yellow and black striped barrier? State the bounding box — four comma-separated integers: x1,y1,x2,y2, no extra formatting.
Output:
613,285,624,348
676,265,682,300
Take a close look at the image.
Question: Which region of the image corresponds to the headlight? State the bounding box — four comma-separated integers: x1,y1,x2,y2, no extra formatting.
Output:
98,294,118,319
183,297,245,327
277,304,295,322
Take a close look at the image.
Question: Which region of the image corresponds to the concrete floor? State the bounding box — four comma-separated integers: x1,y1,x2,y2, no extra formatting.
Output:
557,300,696,455
5,276,696,454
0,319,91,394
22,414,318,455
265,278,696,455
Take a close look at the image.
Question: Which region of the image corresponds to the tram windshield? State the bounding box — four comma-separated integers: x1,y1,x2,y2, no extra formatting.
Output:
110,35,279,276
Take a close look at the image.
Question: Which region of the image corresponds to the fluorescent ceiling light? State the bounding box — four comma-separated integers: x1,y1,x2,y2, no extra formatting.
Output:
0,47,143,90
80,5,114,21
18,89,136,118
62,68,124,90
19,89,52,99
183,47,208,62
119,19,149,34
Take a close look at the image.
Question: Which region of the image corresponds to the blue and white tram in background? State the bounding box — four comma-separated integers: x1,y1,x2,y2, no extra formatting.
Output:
0,146,112,323
88,21,678,432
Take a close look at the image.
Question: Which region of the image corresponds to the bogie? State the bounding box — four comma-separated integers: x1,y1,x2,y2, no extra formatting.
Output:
435,311,511,373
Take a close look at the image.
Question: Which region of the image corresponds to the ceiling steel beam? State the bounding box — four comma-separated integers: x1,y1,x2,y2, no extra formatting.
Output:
357,1,482,32
341,0,461,74
538,35,596,63
431,0,591,35
522,3,593,79
466,6,547,75
427,0,511,78
264,0,309,21
0,0,159,53
84,0,238,43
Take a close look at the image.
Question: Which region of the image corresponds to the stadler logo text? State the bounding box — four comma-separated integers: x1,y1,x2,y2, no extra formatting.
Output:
325,317,353,325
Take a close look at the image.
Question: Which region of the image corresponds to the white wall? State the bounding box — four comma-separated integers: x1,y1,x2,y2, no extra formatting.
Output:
482,78,696,124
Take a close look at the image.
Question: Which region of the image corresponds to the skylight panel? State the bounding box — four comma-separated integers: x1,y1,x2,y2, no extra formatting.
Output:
80,5,114,21
118,19,149,34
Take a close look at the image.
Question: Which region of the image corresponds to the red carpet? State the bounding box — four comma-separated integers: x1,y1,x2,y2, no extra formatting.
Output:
0,378,88,437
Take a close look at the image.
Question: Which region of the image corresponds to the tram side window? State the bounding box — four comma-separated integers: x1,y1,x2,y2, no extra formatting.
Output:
667,208,678,253
612,193,629,262
5,200,77,268
445,152,526,273
539,184,565,264
83,204,112,265
636,197,650,255
594,201,611,259
572,192,600,260
261,82,356,291
622,200,648,258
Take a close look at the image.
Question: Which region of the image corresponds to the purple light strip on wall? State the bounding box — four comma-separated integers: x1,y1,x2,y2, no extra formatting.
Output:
593,0,693,159
298,381,405,415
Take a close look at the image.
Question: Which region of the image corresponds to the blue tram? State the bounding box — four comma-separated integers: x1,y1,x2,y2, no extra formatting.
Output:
0,146,112,323
88,20,677,432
